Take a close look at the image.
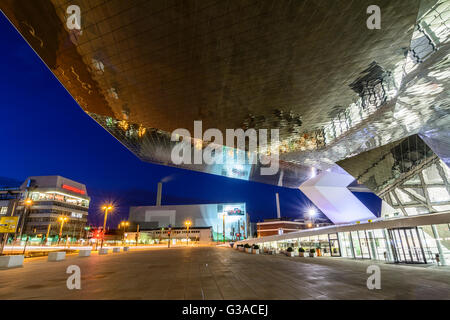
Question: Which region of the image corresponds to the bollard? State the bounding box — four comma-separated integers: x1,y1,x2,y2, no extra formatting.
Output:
0,255,24,269
48,251,66,262
79,249,91,257
98,248,109,255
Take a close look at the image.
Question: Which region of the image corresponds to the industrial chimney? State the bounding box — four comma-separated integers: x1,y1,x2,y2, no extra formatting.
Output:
156,182,162,206
275,192,281,219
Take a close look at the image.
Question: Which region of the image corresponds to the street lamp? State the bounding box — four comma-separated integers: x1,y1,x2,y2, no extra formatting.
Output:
18,198,33,239
222,213,226,243
58,215,69,245
100,204,113,249
184,220,192,246
119,221,129,244
307,208,316,228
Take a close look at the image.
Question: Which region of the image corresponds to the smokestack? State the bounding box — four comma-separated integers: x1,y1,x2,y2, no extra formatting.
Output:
156,182,162,206
275,193,281,219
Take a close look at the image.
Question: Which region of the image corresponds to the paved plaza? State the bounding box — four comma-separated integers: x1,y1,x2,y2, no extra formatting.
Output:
0,246,449,300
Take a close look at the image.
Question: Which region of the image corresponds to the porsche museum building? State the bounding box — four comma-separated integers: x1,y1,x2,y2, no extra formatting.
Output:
239,137,450,265
2,0,450,264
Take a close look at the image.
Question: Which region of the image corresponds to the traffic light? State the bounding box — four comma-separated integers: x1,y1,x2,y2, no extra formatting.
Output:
94,230,102,238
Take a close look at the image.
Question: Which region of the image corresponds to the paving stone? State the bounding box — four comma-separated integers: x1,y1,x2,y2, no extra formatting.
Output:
0,246,449,299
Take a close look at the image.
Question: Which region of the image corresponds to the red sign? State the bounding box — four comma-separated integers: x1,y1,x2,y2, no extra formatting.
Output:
226,208,243,216
62,184,86,195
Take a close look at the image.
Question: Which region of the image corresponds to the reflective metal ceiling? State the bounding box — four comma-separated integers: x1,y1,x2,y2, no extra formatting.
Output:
1,0,449,187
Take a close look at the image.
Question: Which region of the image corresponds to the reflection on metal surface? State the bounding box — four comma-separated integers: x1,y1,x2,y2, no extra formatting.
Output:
420,123,450,166
349,62,391,110
70,66,92,93
299,166,377,225
284,0,450,170
380,157,450,217
338,135,435,194
0,0,449,188
89,112,313,188
338,134,450,217
20,20,43,48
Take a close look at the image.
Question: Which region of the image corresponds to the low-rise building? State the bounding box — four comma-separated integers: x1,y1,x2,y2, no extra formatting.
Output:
125,226,213,245
257,217,331,237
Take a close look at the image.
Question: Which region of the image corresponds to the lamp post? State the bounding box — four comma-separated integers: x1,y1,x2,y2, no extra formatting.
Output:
136,224,139,246
184,220,192,246
18,198,33,240
45,223,51,246
58,216,68,245
119,221,129,244
100,205,113,249
222,213,226,243
307,208,316,228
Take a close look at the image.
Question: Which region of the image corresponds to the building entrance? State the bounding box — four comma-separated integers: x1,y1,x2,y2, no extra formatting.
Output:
388,227,427,264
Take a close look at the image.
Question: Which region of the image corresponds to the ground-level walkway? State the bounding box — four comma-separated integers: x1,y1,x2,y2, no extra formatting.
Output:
0,246,449,299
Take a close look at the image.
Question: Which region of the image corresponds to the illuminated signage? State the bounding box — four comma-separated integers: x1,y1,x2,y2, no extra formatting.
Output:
0,216,19,233
62,184,86,195
225,208,244,216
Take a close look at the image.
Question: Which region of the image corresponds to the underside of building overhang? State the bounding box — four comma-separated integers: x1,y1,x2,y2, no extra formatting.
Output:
1,0,448,190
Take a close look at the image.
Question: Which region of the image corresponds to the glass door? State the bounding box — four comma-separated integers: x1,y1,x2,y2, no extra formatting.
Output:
328,233,341,257
358,230,372,259
388,227,427,264
350,231,371,259
351,231,363,258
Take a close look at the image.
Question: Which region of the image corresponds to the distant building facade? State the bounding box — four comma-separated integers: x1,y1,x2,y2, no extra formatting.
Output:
129,203,249,242
257,217,332,237
0,189,21,216
0,178,22,217
125,226,213,244
14,176,90,240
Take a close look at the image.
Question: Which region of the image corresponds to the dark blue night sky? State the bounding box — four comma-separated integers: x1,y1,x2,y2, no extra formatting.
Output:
0,13,380,228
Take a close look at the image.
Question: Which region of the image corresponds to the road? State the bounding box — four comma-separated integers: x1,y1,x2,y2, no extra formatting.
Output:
0,246,449,299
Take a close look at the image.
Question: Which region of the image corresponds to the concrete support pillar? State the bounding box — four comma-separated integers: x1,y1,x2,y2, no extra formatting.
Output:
431,224,446,266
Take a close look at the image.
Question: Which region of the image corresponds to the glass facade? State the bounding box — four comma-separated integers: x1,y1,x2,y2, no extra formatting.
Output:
29,191,89,207
16,189,90,241
254,222,450,265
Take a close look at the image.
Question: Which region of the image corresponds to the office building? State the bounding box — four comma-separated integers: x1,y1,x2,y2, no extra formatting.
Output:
15,176,90,241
